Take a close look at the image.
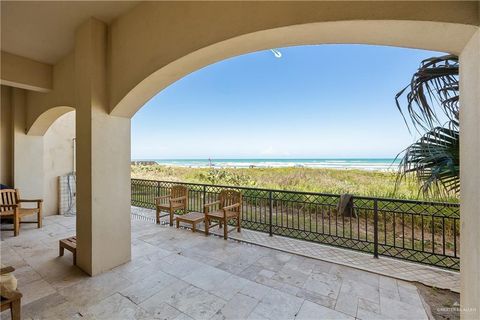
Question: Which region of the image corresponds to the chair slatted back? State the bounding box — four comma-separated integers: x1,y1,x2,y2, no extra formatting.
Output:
0,189,19,212
171,185,188,199
219,190,242,212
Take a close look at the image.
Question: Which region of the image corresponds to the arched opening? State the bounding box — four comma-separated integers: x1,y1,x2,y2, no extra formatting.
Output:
27,106,75,136
130,43,460,300
115,21,471,289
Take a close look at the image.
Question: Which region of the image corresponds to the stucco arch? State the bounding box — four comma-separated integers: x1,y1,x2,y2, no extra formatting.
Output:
27,105,75,136
26,53,75,132
109,20,477,118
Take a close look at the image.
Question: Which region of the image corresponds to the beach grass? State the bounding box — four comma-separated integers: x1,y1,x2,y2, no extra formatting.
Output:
131,164,459,202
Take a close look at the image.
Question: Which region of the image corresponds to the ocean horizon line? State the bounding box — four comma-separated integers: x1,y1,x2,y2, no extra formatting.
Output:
131,158,400,171
131,157,399,160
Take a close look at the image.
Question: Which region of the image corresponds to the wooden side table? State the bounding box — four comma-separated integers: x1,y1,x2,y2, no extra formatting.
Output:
175,212,204,232
59,236,77,265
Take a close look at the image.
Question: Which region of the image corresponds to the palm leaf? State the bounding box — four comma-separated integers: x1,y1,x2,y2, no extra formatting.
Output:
395,54,459,196
396,125,459,196
396,55,459,132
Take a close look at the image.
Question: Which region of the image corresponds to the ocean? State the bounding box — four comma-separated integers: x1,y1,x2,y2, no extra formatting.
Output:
133,158,401,171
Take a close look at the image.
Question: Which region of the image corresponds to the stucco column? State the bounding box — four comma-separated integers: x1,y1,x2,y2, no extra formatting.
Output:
460,29,480,320
11,88,45,199
75,18,131,276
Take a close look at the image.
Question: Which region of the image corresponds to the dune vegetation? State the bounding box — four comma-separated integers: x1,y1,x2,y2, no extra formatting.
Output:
131,165,458,202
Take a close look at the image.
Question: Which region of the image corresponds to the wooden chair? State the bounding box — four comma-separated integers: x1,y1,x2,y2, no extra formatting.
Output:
0,266,22,320
204,190,242,240
0,189,43,237
155,185,188,226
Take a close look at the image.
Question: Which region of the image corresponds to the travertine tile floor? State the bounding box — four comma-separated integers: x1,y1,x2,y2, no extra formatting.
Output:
133,206,460,293
1,213,430,320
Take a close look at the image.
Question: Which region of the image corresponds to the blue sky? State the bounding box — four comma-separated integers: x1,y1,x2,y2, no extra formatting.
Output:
131,44,444,159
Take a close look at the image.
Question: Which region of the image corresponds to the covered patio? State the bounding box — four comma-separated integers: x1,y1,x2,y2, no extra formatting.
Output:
1,213,430,320
1,1,479,319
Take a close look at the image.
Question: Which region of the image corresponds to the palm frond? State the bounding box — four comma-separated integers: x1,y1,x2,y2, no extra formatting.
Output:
395,55,459,133
396,125,459,197
395,54,459,197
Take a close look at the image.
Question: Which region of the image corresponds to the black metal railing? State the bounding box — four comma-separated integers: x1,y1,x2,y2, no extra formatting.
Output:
131,178,460,270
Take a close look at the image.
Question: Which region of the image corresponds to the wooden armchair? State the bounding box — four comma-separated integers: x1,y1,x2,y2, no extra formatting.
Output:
204,190,242,240
1,266,22,320
0,189,43,237
155,185,188,226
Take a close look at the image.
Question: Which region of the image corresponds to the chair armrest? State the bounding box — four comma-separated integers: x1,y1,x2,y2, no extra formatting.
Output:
155,194,171,205
170,196,187,202
204,201,220,208
0,266,15,275
223,203,241,211
204,201,220,213
18,199,43,203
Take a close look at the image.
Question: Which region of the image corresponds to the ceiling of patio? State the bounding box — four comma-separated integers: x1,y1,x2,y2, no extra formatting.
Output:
1,1,139,64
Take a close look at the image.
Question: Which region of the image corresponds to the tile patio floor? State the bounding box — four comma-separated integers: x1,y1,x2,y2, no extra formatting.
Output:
1,213,431,320
133,206,460,293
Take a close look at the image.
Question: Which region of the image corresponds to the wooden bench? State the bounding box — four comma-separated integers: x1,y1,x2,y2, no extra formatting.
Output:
175,212,204,232
59,236,76,265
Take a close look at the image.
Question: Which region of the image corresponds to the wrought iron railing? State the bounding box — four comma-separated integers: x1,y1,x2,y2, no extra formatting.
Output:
131,178,460,270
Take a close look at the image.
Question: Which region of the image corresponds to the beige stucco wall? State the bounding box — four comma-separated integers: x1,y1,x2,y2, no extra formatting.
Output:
26,53,74,132
22,2,479,124
0,85,13,186
1,87,75,216
1,51,52,92
28,106,74,136
108,1,478,117
12,88,44,201
43,111,75,216
460,29,480,320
